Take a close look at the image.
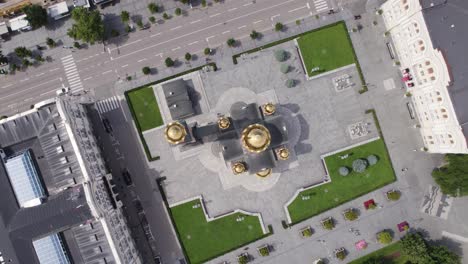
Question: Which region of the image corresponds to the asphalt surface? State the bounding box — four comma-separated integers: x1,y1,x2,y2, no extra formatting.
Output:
87,101,184,264
0,0,334,115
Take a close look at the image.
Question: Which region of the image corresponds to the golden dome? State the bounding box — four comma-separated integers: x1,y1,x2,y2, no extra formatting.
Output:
256,168,272,177
263,103,276,116
232,162,246,174
164,122,187,144
218,116,231,130
241,124,271,153
277,147,290,160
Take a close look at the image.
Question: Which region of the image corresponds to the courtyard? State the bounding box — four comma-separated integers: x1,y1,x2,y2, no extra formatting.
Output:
126,86,163,132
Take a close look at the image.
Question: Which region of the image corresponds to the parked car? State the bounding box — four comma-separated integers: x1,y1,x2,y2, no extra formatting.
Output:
102,118,113,133
122,169,133,186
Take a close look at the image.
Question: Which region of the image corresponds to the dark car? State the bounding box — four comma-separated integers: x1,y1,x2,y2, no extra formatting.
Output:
354,15,362,20
133,199,144,214
154,256,161,264
102,118,113,133
122,169,133,186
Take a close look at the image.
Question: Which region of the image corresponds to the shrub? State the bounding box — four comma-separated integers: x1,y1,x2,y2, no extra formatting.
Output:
387,190,401,201
204,47,211,55
163,12,170,19
227,38,236,47
335,249,346,260
301,227,313,237
296,20,301,25
149,16,156,23
136,19,144,29
344,209,358,221
285,79,295,88
275,22,284,31
126,76,132,81
73,41,81,48
120,10,130,22
338,166,349,176
46,38,56,48
175,8,182,16
352,159,368,173
165,57,175,67
321,218,334,230
258,246,269,256
110,29,119,37
367,203,376,210
148,3,159,14
201,0,206,7
377,231,393,244
367,155,378,166
377,9,383,15
250,30,259,40
184,52,192,61
237,254,248,264
142,66,151,75
274,49,287,62
15,47,32,58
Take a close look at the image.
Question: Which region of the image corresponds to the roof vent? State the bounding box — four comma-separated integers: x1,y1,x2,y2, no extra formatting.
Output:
451,24,455,28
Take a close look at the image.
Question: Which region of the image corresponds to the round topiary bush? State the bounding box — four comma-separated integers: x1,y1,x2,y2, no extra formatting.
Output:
274,49,287,62
352,159,368,173
367,155,378,166
338,166,350,176
285,79,295,88
377,230,393,244
280,64,290,74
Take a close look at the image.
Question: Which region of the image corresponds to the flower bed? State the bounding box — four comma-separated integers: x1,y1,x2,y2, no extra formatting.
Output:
321,217,335,230
300,226,313,238
257,245,270,257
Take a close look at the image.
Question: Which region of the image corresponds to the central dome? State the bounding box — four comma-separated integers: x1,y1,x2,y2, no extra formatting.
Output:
164,122,187,144
241,124,271,153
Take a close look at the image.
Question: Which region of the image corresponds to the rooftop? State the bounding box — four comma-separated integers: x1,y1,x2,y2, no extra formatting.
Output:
422,0,468,138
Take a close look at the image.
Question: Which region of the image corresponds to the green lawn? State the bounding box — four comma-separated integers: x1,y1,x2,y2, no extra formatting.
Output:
348,242,410,264
287,139,396,224
127,86,163,131
297,23,356,77
171,199,265,264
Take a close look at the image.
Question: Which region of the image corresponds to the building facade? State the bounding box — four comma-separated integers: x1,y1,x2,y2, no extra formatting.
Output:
381,0,468,153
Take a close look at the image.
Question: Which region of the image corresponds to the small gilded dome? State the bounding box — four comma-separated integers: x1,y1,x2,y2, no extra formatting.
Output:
263,103,276,115
218,116,231,130
164,122,187,144
241,124,271,153
256,168,272,177
277,148,290,160
232,162,246,174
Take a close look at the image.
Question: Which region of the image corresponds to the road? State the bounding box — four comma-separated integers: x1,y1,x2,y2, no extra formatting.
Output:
0,0,334,115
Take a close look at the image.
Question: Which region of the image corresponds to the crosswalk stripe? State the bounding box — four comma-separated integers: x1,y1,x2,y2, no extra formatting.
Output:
61,55,84,94
96,96,120,114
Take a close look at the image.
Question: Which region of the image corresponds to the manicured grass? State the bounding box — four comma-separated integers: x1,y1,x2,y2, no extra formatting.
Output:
127,86,163,131
171,199,265,264
287,139,396,224
349,242,410,264
297,23,356,77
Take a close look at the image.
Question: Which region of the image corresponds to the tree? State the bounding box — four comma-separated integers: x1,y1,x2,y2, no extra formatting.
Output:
280,64,290,74
226,38,236,47
204,47,211,55
125,24,132,33
148,3,159,14
110,29,119,37
250,30,259,40
14,47,32,58
296,20,301,25
338,166,349,176
136,19,144,29
344,209,358,221
180,0,189,4
73,42,81,49
377,231,393,244
120,10,130,22
46,37,56,48
163,12,170,19
68,7,104,44
175,8,182,16
165,57,175,67
274,49,287,62
184,52,192,61
352,159,368,173
201,0,207,7
401,233,433,263
275,22,284,32
432,154,468,196
362,257,385,264
23,4,47,29
367,155,378,166
149,16,156,23
142,66,151,75
430,245,461,264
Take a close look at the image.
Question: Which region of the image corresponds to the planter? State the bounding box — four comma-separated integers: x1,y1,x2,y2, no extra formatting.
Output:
237,253,250,264
386,190,401,201
300,226,313,238
343,208,358,221
334,247,346,260
257,245,270,257
376,230,393,244
321,217,335,230
364,199,376,210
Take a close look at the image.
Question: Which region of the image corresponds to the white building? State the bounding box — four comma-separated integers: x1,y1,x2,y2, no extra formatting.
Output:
8,14,31,31
380,0,468,153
